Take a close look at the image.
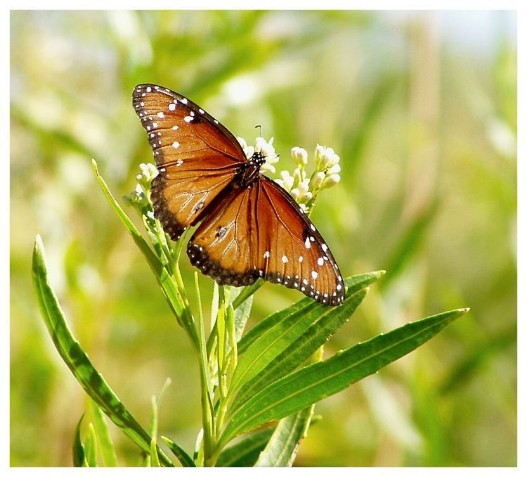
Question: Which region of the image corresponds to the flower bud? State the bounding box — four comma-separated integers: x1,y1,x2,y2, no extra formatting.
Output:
311,171,325,189
322,173,341,189
291,146,308,166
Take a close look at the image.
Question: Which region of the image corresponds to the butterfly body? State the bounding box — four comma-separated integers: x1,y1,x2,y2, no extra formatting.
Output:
133,84,344,305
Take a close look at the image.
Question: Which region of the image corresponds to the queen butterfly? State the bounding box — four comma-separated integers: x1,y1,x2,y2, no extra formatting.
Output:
132,84,344,306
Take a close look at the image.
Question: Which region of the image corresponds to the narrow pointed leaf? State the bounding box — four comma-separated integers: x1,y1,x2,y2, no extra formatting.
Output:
255,406,313,467
89,399,119,467
32,236,174,467
238,272,383,355
72,414,86,467
216,427,275,467
232,272,384,397
92,159,162,276
230,288,368,410
161,436,196,467
220,308,468,445
84,424,98,467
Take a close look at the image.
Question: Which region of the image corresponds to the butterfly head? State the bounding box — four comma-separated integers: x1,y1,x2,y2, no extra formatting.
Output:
238,136,280,174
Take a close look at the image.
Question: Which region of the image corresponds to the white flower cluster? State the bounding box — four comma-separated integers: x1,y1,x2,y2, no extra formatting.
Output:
238,136,342,211
127,162,158,211
275,144,341,211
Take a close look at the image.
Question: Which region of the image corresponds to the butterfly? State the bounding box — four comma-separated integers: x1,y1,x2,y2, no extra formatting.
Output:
132,84,344,306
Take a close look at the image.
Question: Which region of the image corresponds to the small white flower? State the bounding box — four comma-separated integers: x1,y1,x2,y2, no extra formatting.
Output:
311,171,325,189
136,162,158,184
315,145,340,170
326,163,341,175
276,170,294,191
322,173,341,189
291,147,308,166
237,136,254,160
290,187,300,200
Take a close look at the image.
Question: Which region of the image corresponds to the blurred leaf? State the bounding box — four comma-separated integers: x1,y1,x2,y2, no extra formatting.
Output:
216,427,275,467
380,200,438,288
220,307,468,445
84,424,97,467
89,399,119,467
32,235,174,467
161,436,196,467
72,414,86,467
255,406,313,467
346,75,400,180
439,324,516,394
149,438,161,467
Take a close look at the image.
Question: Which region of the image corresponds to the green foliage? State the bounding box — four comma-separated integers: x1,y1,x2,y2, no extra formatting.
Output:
31,162,467,466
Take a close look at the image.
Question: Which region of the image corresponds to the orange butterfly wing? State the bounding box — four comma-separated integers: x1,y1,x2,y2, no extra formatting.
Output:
133,84,245,240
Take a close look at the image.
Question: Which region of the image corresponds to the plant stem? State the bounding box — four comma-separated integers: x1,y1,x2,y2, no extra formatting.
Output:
193,273,216,465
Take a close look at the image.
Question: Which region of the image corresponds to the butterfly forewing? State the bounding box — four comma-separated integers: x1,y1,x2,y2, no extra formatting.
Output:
133,84,246,240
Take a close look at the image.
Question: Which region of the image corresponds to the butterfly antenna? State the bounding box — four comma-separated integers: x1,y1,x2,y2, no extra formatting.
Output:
255,124,262,136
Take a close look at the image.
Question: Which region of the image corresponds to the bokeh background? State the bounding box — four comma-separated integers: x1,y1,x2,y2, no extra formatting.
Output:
10,10,516,466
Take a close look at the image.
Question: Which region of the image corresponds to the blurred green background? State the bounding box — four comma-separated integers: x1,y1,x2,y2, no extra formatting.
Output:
10,10,516,466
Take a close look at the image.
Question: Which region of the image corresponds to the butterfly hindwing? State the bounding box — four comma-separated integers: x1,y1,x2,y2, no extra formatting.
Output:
255,178,344,305
187,186,259,286
187,178,344,305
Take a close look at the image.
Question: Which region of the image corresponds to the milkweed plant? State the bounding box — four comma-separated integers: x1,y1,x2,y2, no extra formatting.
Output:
32,136,468,467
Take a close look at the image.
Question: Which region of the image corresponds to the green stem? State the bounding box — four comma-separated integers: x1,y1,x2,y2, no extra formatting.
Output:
232,279,264,309
193,273,215,465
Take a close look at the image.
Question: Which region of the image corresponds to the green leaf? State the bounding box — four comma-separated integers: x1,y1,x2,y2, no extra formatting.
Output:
32,236,174,467
216,427,275,467
89,399,119,467
93,160,196,342
161,436,196,467
229,272,384,405
150,438,161,467
230,288,368,410
92,159,162,277
84,423,98,467
237,271,383,355
220,307,468,445
255,406,314,467
72,414,86,467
